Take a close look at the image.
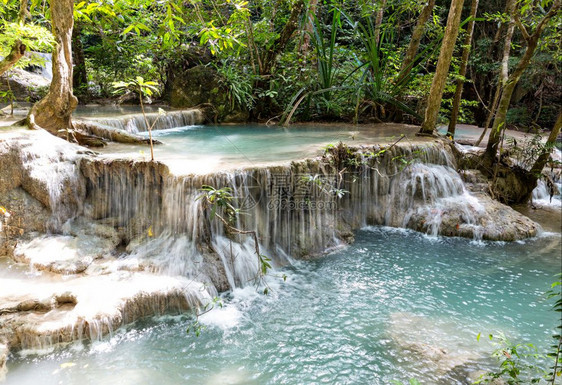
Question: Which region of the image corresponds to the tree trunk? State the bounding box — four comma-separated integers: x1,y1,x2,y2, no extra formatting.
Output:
28,0,78,134
419,0,465,134
19,0,30,24
254,0,305,118
300,0,319,55
448,0,479,137
475,0,516,146
373,0,387,46
260,0,305,77
483,0,560,165
396,0,435,85
0,41,26,77
529,112,561,176
72,22,88,100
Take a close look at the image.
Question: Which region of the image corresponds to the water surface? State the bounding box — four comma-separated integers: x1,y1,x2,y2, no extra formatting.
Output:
6,227,560,385
98,124,421,174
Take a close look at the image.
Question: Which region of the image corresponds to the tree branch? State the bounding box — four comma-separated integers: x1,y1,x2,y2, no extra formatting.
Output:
0,41,26,77
514,14,530,41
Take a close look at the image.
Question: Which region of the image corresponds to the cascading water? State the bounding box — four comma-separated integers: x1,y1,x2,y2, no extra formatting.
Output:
79,141,538,299
0,123,552,382
86,109,204,134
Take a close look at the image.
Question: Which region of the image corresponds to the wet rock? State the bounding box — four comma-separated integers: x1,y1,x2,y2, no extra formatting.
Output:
407,192,540,241
0,272,206,371
0,129,85,230
0,187,50,234
0,342,7,382
12,233,117,274
460,169,489,194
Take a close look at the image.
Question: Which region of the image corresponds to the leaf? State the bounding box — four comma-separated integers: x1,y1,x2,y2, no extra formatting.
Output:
147,226,153,237
60,362,76,369
477,332,481,342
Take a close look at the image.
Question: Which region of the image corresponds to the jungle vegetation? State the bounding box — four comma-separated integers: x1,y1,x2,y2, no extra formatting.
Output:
0,0,561,203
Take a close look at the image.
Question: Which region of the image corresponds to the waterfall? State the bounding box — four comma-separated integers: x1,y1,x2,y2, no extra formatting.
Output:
1,134,542,355
0,129,85,231
80,141,531,297
87,109,204,134
532,179,562,208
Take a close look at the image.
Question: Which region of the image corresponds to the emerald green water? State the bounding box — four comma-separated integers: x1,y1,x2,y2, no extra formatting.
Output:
6,227,561,385
99,124,419,174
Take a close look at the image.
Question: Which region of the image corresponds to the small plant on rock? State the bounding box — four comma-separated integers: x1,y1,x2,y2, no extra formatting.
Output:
112,77,162,161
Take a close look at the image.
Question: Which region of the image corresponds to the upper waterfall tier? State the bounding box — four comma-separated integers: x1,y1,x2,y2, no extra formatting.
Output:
94,123,426,174
82,109,204,134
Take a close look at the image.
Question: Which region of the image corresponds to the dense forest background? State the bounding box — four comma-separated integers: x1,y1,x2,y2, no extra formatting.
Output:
1,0,560,129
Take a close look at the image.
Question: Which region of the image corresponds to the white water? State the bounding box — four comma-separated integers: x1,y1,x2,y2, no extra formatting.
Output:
85,110,203,134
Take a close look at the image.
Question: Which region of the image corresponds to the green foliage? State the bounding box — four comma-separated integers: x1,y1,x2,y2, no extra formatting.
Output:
476,276,562,385
342,10,427,122
505,133,556,172
0,21,54,69
475,333,546,384
506,107,533,130
112,76,160,99
0,89,14,103
213,61,255,111
199,185,239,223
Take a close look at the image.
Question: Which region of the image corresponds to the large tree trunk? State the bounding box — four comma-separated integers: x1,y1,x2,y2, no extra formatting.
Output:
396,0,435,85
448,0,479,138
28,0,78,134
483,0,560,166
419,0,465,134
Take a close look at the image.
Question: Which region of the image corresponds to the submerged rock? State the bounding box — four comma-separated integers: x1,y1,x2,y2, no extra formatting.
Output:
387,312,484,382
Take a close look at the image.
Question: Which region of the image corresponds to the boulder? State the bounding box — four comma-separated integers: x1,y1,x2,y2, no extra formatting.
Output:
165,52,247,122
0,69,50,102
406,192,540,241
